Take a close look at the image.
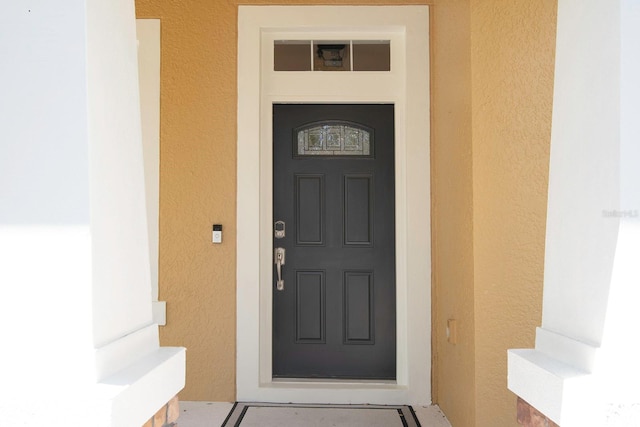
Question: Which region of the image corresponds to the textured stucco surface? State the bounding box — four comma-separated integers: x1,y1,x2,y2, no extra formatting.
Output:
135,0,238,401
430,1,476,426
431,2,556,425
135,0,557,423
470,1,557,426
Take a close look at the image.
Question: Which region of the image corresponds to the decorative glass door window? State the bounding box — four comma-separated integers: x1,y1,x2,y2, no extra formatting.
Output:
295,122,372,157
274,40,390,72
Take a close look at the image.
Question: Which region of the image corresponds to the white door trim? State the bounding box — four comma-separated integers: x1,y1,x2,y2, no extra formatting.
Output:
237,5,431,405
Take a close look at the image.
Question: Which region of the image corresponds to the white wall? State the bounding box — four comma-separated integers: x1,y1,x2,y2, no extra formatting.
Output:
0,1,96,402
0,3,90,225
619,1,640,214
508,0,640,424
541,0,620,346
598,0,640,410
86,0,154,347
0,1,184,425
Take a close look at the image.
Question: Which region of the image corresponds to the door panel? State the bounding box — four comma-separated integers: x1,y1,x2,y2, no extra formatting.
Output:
273,104,395,379
344,175,373,246
295,270,325,343
295,174,324,245
344,271,374,343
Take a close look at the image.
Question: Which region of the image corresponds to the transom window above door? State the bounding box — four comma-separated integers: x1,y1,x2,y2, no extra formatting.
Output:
274,40,390,71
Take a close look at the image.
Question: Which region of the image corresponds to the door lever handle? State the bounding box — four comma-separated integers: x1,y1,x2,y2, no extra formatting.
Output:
274,247,286,291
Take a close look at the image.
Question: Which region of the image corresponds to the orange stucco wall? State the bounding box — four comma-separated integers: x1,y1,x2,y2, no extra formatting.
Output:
430,1,475,426
134,0,239,401
431,2,556,426
470,1,557,425
134,0,557,424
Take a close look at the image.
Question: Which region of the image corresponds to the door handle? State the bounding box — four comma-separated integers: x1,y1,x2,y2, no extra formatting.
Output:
274,247,286,291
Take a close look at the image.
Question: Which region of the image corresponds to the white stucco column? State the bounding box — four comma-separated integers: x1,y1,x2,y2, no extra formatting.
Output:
508,0,640,425
0,1,184,426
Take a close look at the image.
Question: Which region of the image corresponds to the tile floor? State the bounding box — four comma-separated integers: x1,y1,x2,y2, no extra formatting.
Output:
177,401,452,427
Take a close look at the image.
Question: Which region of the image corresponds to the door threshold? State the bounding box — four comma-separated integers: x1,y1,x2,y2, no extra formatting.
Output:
272,378,396,385
254,379,409,404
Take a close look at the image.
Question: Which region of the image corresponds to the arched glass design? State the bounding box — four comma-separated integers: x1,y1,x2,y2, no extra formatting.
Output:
295,122,373,157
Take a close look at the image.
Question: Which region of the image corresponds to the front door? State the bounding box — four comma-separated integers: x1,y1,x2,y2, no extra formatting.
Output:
272,104,396,380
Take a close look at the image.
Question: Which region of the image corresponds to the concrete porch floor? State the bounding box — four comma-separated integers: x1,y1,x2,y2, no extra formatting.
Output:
177,401,452,426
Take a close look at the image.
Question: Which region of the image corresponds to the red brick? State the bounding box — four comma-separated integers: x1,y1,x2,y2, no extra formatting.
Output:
167,395,180,423
517,397,531,425
153,403,167,426
516,397,559,427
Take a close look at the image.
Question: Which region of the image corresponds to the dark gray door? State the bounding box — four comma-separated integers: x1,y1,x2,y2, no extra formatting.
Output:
272,104,395,379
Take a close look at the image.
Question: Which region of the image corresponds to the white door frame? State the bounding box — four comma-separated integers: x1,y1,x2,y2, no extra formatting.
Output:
236,5,431,405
